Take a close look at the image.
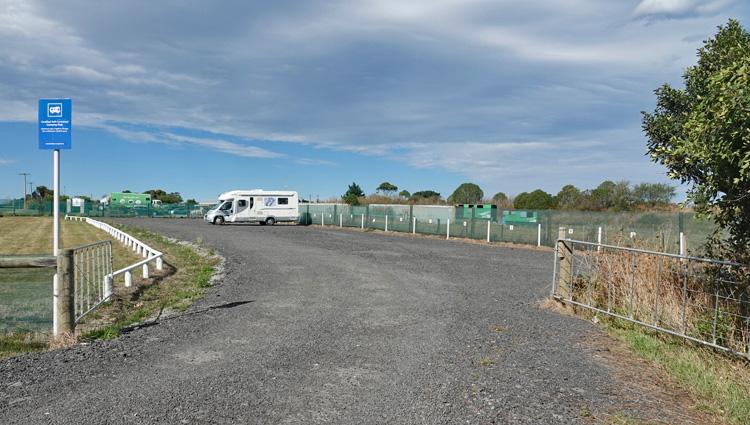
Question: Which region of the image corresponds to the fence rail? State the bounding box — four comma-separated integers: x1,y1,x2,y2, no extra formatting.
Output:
52,217,165,334
71,240,112,323
552,236,750,359
66,215,164,285
0,255,56,268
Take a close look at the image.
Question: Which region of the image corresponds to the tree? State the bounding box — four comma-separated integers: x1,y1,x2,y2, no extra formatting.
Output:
186,199,198,205
632,183,676,206
643,19,750,255
122,189,132,193
398,190,411,199
376,182,398,196
491,192,513,209
164,192,183,204
145,189,183,204
342,182,364,205
492,192,508,203
610,181,633,211
410,190,441,200
514,189,555,210
343,182,364,198
587,180,616,211
343,193,360,205
33,185,53,200
449,183,484,204
556,185,582,209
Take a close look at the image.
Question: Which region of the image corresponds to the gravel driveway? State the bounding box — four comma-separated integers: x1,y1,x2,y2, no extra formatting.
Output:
0,219,662,424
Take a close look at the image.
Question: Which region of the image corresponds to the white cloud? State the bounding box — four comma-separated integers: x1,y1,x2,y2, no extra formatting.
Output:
98,124,283,159
295,158,337,166
0,0,741,184
0,158,14,166
634,0,733,16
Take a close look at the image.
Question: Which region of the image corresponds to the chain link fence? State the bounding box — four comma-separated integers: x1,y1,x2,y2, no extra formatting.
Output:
2,199,716,253
0,199,208,219
300,203,716,254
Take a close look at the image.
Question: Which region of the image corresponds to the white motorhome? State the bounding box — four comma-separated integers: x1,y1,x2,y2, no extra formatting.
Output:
204,190,299,225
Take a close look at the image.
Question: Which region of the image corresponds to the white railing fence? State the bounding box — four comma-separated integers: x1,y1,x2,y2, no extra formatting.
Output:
56,216,165,335
66,215,163,286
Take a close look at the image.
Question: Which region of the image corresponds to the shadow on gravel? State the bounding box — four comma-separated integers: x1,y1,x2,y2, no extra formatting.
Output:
206,300,254,310
120,300,255,333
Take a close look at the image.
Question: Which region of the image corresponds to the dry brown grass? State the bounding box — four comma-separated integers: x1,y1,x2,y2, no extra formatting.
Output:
47,332,78,350
563,237,749,356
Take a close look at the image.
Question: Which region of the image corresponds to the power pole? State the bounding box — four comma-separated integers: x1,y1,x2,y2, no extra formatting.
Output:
18,173,30,209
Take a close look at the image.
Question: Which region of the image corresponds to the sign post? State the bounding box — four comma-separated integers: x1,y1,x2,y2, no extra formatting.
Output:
39,99,71,337
38,99,72,256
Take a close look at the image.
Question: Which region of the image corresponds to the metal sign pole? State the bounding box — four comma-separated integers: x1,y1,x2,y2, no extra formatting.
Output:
53,149,60,256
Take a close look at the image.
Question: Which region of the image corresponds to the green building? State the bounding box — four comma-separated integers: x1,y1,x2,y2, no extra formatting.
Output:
502,210,538,224
110,192,151,208
455,204,498,221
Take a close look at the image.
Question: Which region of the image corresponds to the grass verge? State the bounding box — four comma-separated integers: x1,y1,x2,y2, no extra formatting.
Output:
0,221,220,358
0,332,47,358
603,318,750,425
78,222,220,341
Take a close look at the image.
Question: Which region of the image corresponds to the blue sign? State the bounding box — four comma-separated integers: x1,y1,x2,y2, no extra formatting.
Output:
38,99,72,149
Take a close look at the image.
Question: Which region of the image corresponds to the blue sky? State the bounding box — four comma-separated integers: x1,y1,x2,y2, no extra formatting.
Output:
0,1,748,202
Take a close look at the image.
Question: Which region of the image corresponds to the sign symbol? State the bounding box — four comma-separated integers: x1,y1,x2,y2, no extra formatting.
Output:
47,103,63,118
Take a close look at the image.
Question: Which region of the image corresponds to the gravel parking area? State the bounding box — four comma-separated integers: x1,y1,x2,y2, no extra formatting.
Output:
0,219,684,424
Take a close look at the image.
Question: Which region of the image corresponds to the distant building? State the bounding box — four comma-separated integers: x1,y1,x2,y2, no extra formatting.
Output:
110,192,151,208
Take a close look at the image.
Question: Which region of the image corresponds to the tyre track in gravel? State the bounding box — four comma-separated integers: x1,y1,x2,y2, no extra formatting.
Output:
0,219,676,424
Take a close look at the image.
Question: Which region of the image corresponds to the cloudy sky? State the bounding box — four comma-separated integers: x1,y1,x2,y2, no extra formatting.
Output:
0,0,748,201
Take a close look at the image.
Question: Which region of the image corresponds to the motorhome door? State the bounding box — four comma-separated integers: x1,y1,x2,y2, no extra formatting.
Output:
233,196,252,221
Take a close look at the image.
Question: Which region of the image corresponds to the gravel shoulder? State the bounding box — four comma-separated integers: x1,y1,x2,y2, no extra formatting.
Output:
0,219,699,424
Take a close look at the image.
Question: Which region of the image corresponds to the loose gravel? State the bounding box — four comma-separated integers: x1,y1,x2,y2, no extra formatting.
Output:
0,219,668,424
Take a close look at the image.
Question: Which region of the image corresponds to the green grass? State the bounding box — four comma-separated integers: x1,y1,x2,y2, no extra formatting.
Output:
605,319,750,425
0,218,218,357
0,332,47,358
80,223,219,340
0,217,143,336
0,268,54,332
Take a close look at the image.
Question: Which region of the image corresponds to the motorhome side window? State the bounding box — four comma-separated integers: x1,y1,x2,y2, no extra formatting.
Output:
278,198,288,205
238,200,247,208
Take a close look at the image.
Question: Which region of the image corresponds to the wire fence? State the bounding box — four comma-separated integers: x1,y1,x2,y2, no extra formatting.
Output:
553,238,750,359
301,203,716,254
0,267,55,332
1,199,716,253
0,199,209,218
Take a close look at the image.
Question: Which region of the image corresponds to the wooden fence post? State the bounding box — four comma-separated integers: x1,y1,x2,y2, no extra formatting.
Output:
55,249,75,335
556,227,572,300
